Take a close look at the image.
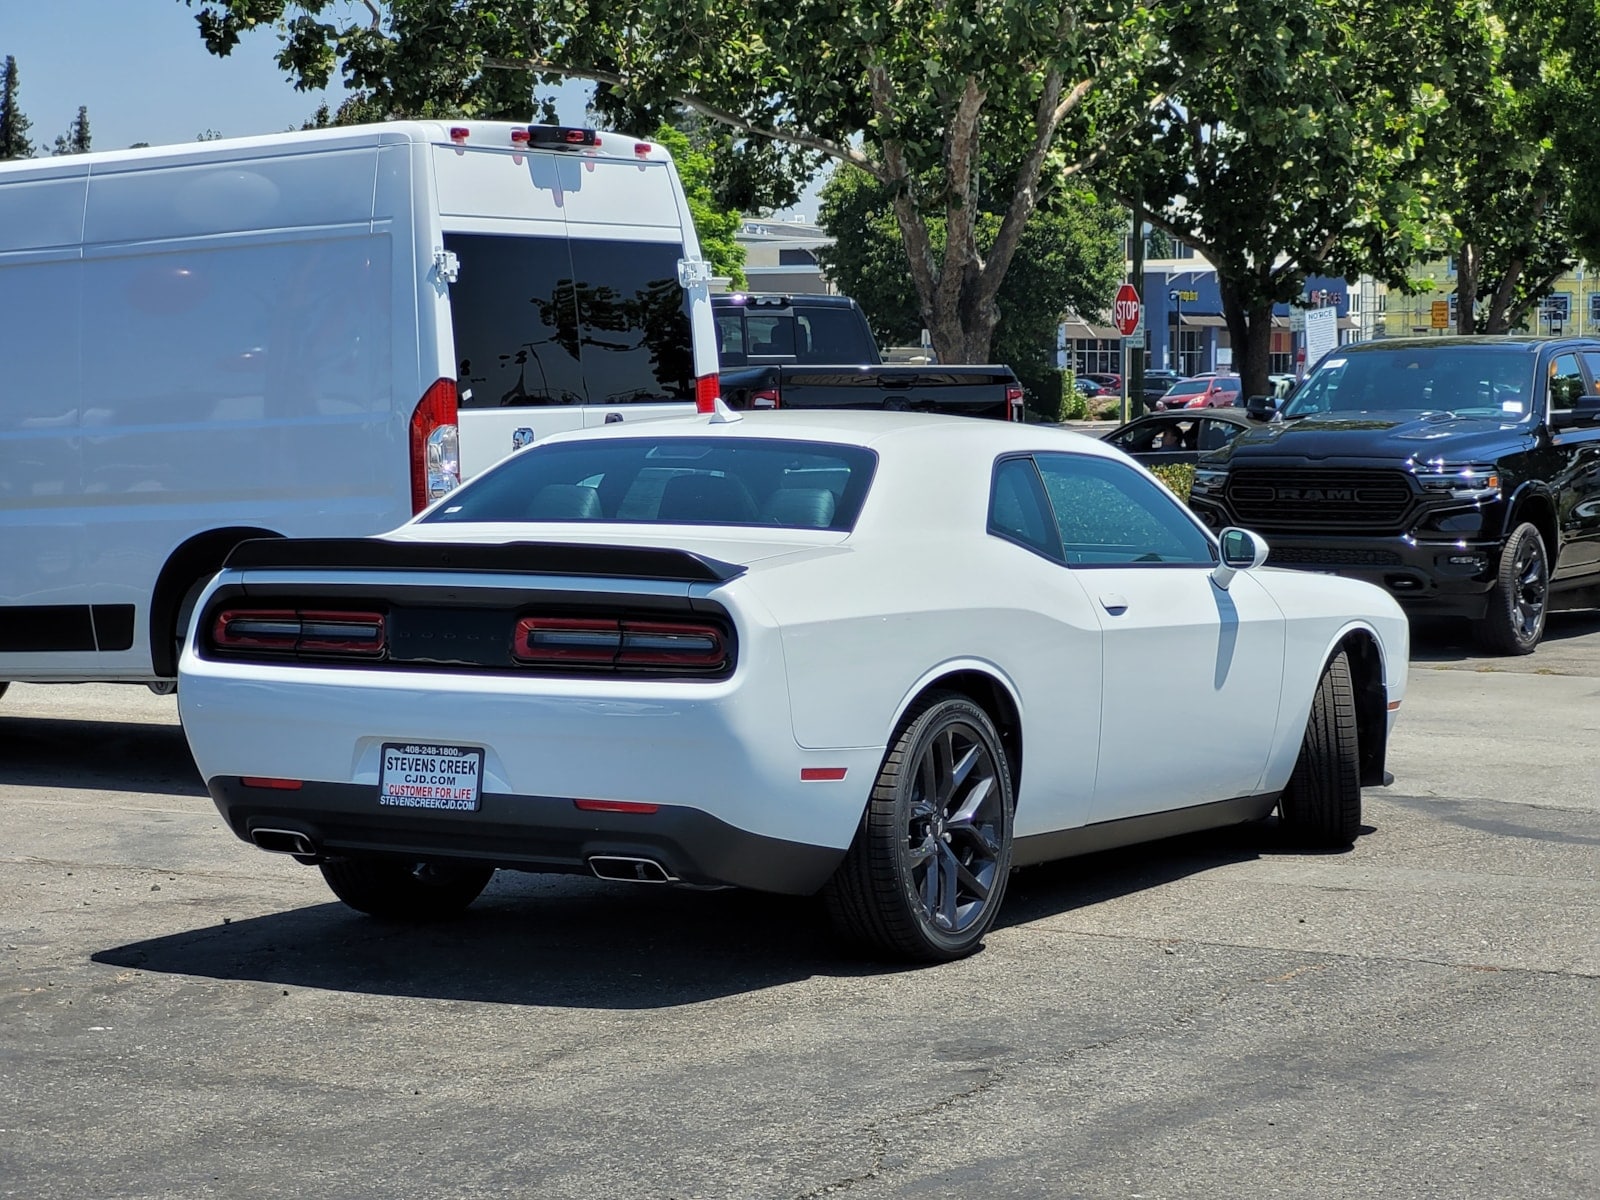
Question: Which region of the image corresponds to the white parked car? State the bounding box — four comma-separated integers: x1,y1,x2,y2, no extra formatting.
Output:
178,410,1410,961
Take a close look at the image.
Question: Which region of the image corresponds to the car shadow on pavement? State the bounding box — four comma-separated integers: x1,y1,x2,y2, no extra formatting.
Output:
92,820,1362,1006
1410,610,1600,663
997,817,1361,932
0,715,206,798
92,876,881,1008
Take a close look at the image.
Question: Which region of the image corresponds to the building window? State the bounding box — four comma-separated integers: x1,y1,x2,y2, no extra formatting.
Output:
1544,293,1572,329
1377,292,1388,314
1348,290,1361,316
1590,293,1600,326
1072,339,1123,376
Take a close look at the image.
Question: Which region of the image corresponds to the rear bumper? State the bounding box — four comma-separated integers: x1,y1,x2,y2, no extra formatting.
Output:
211,778,845,894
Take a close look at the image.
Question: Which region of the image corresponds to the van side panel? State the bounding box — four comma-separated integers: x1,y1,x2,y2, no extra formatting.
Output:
0,168,89,661
0,147,410,681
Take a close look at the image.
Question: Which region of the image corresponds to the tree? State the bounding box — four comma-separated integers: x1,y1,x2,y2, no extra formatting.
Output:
1426,0,1576,334
182,1,1163,364
1114,0,1457,400
52,106,92,156
0,55,35,160
817,167,1123,407
650,125,746,290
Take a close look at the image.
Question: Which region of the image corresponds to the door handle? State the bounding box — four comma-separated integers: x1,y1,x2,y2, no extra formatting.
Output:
1099,592,1130,615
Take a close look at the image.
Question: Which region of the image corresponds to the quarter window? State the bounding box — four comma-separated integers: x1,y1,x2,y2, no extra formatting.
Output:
1032,453,1216,566
987,457,1063,561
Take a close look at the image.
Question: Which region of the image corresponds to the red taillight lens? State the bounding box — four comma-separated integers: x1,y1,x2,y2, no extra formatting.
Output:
242,777,304,791
1005,384,1024,421
212,609,386,658
510,128,530,144
749,388,780,410
512,616,727,671
695,374,720,414
410,378,460,513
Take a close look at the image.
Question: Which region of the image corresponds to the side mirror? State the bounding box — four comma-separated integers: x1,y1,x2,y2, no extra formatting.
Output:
1244,394,1277,420
1211,526,1270,590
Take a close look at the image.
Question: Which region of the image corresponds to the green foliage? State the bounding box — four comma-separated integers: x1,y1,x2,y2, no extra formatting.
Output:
1149,462,1195,502
650,124,745,289
816,167,1123,401
0,55,34,159
52,106,91,156
1117,0,1456,398
1058,372,1087,422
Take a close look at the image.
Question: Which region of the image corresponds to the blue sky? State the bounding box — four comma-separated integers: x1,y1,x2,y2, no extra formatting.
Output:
1,0,592,150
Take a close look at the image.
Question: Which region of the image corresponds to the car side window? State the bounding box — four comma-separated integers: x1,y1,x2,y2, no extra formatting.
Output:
1197,419,1242,452
1550,354,1586,412
988,457,1063,562
1581,351,1600,392
1032,452,1217,566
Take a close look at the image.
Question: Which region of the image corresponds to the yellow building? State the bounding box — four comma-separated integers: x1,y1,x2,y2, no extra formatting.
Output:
1379,260,1598,338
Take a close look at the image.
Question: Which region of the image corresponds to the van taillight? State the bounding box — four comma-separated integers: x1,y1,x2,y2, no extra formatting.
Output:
211,609,386,657
695,374,720,414
1005,384,1024,421
750,388,781,410
410,378,460,512
512,616,727,672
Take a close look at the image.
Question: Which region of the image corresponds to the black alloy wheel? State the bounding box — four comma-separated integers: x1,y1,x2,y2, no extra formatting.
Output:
1477,522,1549,656
823,692,1014,962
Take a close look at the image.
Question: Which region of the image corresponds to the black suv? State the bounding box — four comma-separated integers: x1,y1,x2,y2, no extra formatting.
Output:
1188,337,1600,653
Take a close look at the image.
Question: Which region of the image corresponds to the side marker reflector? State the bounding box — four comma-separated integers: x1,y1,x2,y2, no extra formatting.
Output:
573,799,660,815
800,767,849,782
242,777,304,791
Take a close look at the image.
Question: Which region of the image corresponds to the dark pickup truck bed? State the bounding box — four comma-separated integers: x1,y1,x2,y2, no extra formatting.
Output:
714,293,1023,421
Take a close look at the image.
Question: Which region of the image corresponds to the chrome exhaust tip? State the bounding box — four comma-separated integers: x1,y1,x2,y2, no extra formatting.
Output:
251,827,318,857
587,855,676,884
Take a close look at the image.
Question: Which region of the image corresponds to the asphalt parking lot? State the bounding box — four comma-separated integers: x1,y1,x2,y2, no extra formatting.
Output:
2,615,1596,1199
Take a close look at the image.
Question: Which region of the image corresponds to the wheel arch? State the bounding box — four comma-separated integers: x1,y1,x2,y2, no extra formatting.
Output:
1506,486,1558,561
1332,626,1389,789
148,526,284,677
888,663,1024,801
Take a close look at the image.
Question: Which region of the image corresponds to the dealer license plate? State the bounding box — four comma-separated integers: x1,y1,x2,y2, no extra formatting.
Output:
378,742,484,813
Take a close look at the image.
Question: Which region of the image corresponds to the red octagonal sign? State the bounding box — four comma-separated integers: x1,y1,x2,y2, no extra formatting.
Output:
1113,283,1142,337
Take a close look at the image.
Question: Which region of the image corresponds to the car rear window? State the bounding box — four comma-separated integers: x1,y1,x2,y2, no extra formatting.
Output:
424,437,877,531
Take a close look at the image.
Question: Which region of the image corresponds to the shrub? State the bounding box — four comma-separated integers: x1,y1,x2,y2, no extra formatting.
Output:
1149,462,1195,501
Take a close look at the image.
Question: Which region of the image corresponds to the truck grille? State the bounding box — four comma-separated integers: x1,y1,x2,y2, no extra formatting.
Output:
1266,546,1404,567
1225,469,1414,532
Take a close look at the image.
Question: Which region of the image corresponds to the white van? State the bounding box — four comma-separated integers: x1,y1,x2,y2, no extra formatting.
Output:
0,121,720,688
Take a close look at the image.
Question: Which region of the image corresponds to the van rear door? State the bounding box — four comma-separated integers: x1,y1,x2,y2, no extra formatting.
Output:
435,142,708,478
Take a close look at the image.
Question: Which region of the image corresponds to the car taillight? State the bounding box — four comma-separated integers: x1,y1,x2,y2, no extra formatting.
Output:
211,609,386,657
410,378,460,513
696,373,720,414
1005,384,1024,421
512,616,727,671
750,388,780,410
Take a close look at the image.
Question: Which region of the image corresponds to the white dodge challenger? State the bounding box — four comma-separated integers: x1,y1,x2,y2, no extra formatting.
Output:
178,409,1409,961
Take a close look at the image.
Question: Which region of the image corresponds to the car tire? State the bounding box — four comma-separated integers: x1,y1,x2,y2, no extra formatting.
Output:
0,682,8,702
319,856,495,920
1475,522,1548,656
1278,650,1361,849
822,691,1014,962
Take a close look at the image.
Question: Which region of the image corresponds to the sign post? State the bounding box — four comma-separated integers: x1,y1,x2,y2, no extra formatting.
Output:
1113,283,1143,423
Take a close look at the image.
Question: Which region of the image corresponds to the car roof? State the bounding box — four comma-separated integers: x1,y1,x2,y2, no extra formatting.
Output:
532,408,1129,460
1338,334,1600,353
711,293,858,310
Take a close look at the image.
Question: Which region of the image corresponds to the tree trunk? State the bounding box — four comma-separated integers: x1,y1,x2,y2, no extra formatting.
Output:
1456,244,1479,335
1483,259,1524,333
1218,275,1274,402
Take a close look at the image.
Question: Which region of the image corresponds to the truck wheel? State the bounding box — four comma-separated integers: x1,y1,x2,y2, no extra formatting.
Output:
822,692,1014,962
1476,522,1548,656
319,856,494,920
1279,651,1361,849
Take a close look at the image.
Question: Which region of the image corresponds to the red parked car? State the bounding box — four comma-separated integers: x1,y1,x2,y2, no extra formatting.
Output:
1154,374,1242,410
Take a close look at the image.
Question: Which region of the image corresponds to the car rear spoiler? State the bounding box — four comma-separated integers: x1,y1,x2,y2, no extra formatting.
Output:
222,538,747,583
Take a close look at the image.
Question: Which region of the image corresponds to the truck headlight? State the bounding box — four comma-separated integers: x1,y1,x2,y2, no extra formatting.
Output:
1415,463,1501,502
1192,467,1229,496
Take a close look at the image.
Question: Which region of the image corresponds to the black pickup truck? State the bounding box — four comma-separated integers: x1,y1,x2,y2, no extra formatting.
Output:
1188,336,1600,654
713,293,1023,421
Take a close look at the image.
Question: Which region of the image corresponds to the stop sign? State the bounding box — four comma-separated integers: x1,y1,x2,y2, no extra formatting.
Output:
1113,284,1142,337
